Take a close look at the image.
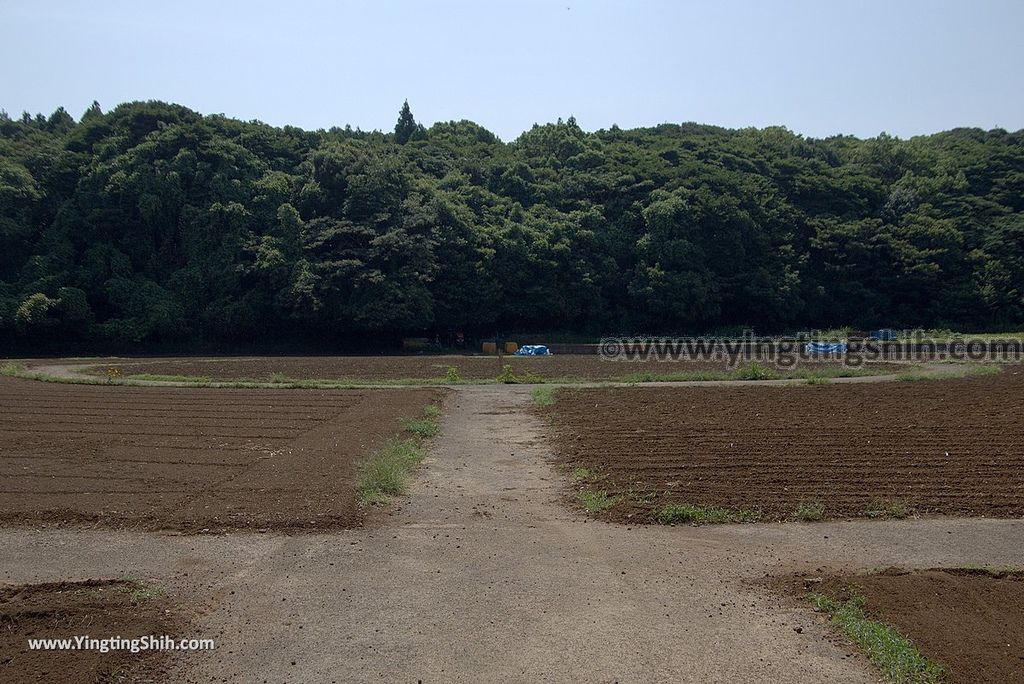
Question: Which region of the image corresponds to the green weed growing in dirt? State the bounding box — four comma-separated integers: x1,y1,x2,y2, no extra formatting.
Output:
895,364,1000,382
359,401,441,504
731,507,763,523
735,362,779,381
621,369,735,383
808,592,944,683
497,364,518,384
578,489,619,513
267,372,291,383
865,498,911,519
570,467,593,482
117,581,164,605
793,501,826,521
805,376,831,385
357,439,425,504
0,361,26,376
445,366,462,383
401,405,442,438
127,373,215,383
658,504,733,525
531,385,557,406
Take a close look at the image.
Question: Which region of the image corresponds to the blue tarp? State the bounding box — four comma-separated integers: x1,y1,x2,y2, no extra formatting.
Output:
806,342,848,355
514,345,551,356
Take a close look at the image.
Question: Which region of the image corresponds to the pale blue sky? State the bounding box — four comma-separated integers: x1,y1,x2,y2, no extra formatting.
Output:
2,0,1022,141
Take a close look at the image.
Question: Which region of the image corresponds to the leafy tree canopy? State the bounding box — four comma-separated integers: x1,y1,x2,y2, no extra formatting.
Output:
1,99,1023,351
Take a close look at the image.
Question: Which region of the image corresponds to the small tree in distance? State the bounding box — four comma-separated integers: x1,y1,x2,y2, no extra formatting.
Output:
394,100,425,144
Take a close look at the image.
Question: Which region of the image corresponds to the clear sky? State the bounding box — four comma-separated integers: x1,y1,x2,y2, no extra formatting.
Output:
2,0,1022,141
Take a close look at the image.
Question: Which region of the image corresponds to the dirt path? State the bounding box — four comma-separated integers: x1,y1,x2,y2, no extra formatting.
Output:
2,384,1023,681
18,357,958,388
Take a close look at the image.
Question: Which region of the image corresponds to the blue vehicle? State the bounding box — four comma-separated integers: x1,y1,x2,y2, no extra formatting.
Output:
514,345,551,356
805,342,848,355
869,328,899,341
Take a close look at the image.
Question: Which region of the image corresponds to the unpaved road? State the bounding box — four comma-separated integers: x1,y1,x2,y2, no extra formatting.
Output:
17,356,954,389
2,384,1023,682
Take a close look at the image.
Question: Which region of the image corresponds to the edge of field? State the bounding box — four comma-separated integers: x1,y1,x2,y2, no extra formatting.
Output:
1,359,1003,389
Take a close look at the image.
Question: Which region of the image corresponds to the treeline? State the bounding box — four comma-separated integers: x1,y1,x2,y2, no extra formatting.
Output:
1,100,1023,351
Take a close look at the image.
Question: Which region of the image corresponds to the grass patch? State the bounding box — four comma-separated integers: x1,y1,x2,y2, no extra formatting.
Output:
25,360,909,389
895,364,1001,382
358,402,441,504
793,500,826,521
400,403,443,438
23,359,1000,389
571,467,593,482
129,373,216,383
896,328,1024,342
808,591,944,683
620,370,726,383
118,372,489,388
865,498,911,519
578,489,619,513
1,361,26,376
497,364,517,384
735,362,780,380
658,503,761,525
117,581,164,605
401,417,440,438
621,364,887,384
357,438,425,504
531,385,557,406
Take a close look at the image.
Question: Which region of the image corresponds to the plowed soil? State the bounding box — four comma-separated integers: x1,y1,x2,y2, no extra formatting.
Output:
783,568,1024,684
82,355,901,382
0,377,439,531
543,368,1024,521
0,580,183,684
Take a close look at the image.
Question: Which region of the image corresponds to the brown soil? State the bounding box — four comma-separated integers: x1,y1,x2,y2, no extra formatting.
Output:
783,568,1024,684
0,579,184,683
0,377,440,532
81,355,902,382
542,368,1024,522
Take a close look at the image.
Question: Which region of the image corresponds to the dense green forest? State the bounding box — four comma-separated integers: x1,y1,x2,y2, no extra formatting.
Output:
1,100,1023,351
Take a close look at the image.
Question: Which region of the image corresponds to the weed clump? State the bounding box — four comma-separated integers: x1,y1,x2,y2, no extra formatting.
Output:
357,439,425,504
531,385,556,406
793,500,825,521
358,402,441,504
497,364,517,384
808,592,944,683
578,489,618,513
657,504,759,524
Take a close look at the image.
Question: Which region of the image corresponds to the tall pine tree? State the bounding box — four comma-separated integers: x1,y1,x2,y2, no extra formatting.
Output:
394,100,419,144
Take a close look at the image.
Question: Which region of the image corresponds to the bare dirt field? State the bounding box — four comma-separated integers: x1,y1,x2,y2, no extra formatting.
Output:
780,568,1024,683
1,380,1023,682
0,377,439,531
542,367,1024,522
3,363,1024,682
0,579,184,683
78,354,903,382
